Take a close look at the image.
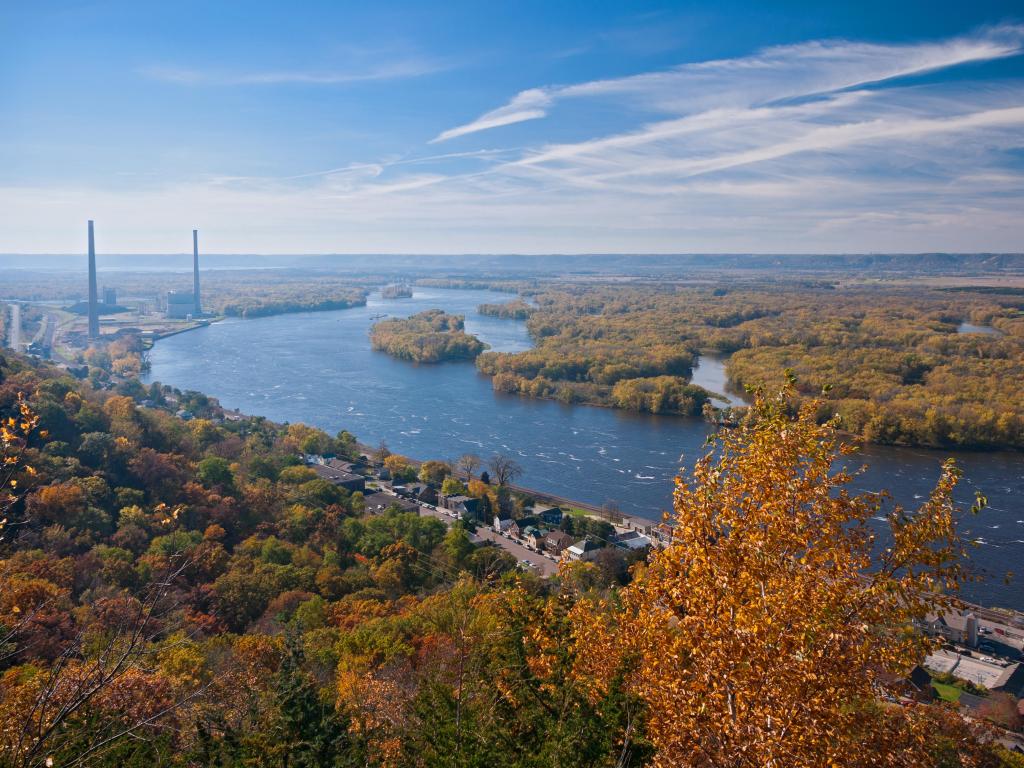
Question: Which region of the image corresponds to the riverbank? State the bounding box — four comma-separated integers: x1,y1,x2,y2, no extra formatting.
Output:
143,287,1024,611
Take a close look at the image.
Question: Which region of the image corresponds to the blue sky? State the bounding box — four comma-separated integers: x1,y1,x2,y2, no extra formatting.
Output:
2,0,1023,253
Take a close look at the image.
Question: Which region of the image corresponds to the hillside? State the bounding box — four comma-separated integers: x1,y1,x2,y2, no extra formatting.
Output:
0,351,1019,765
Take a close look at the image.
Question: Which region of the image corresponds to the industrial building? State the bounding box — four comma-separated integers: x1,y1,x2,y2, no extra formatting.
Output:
166,291,196,319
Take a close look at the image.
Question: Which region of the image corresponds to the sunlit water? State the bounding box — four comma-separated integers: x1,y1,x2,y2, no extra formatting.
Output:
958,322,1002,336
145,288,1024,610
689,354,750,406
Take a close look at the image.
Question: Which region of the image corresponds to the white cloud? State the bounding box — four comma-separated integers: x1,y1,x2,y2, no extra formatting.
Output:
431,89,553,143
8,27,1024,253
140,57,447,86
433,24,1024,142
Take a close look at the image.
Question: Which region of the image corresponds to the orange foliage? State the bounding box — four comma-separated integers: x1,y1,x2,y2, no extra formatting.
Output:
560,387,982,768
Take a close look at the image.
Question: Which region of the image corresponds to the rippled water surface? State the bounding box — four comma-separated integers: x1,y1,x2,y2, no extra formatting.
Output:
145,288,1024,610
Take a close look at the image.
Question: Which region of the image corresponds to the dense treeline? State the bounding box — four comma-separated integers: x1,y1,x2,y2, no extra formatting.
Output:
220,293,366,318
0,270,369,320
477,299,534,320
370,309,487,363
476,286,701,413
475,283,1024,448
0,358,1018,766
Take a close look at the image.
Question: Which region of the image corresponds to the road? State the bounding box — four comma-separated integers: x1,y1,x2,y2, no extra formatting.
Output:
388,492,560,577
7,303,21,350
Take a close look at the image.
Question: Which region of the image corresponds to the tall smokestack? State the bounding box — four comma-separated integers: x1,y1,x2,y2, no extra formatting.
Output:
192,229,201,315
87,220,99,339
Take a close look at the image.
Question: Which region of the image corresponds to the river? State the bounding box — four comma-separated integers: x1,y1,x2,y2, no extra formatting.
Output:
145,287,1024,611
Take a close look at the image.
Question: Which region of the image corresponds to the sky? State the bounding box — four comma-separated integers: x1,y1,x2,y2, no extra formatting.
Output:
2,0,1023,254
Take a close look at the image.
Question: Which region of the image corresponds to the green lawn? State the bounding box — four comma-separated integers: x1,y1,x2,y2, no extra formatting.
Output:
931,681,962,703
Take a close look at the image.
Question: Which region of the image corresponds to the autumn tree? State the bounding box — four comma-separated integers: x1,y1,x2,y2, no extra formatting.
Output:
1,394,40,537
196,456,235,492
384,454,416,483
486,454,522,487
565,385,985,768
283,423,331,456
418,460,451,486
265,636,361,767
455,453,481,481
0,559,202,768
441,477,467,497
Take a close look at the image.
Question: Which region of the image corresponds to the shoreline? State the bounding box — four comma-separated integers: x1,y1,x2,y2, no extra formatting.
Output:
147,298,1024,454
347,438,1024,626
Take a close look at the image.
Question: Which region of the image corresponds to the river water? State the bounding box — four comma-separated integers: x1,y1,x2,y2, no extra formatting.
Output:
145,288,1024,610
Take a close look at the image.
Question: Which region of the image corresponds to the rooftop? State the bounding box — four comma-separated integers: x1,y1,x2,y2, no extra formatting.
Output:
310,463,363,485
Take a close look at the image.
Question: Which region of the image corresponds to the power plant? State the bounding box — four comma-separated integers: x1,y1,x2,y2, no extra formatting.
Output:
167,229,203,319
87,220,99,339
81,222,204,326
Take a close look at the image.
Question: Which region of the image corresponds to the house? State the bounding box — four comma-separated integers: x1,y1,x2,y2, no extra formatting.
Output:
544,531,575,556
921,610,1024,656
493,515,513,534
614,530,653,551
362,492,420,514
326,458,363,474
532,504,563,526
444,495,481,518
401,483,438,505
923,612,980,647
509,516,539,540
997,664,1024,698
650,522,676,547
395,483,438,505
906,666,937,702
523,526,549,550
564,538,602,562
309,462,366,493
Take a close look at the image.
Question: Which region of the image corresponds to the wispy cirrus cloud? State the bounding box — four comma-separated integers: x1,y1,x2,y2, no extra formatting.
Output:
141,55,448,86
433,24,1024,142
8,27,1024,253
431,89,554,143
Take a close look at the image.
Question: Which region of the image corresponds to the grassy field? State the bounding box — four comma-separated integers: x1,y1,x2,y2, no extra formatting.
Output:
931,681,963,703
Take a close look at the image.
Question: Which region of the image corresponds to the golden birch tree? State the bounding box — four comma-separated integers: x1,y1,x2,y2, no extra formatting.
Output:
563,385,987,768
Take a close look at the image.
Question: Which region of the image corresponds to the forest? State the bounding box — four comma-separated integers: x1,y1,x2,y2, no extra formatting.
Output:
473,282,1024,449
370,310,487,363
477,299,534,320
1,352,1020,766
0,270,369,320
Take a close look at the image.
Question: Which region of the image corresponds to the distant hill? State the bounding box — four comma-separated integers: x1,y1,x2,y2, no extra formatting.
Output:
2,252,1023,275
